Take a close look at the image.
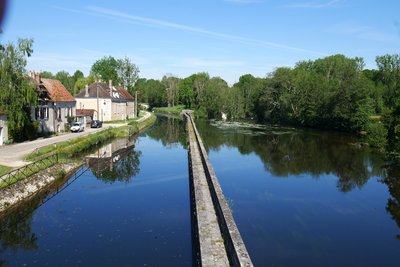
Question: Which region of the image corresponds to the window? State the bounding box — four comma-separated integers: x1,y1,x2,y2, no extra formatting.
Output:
58,107,61,119
35,108,39,120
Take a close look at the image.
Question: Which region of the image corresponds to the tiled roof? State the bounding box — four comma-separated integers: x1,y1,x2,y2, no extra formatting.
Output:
116,87,135,101
76,109,95,117
75,82,135,101
41,78,76,102
76,82,112,98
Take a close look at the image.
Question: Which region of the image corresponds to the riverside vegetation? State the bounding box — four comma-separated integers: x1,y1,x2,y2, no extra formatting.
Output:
1,37,399,163
136,55,400,164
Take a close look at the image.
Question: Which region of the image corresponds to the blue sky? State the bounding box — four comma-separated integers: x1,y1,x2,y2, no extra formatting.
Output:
1,0,399,84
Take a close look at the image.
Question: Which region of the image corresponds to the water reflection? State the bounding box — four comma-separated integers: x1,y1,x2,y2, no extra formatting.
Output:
196,119,386,192
0,195,42,266
147,114,186,147
383,166,400,240
85,137,141,183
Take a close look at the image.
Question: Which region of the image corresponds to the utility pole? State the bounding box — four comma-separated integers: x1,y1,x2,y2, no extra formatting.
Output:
135,91,138,118
97,85,99,121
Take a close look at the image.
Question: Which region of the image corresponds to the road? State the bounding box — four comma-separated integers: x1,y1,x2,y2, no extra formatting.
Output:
0,111,152,168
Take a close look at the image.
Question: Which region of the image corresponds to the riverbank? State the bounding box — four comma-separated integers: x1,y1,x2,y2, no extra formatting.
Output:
0,112,156,214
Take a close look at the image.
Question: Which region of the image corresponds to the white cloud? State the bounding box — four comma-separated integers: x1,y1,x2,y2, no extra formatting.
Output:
285,0,343,9
332,22,400,43
80,6,324,56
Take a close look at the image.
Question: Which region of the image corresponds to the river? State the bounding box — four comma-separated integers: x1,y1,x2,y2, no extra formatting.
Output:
0,115,399,267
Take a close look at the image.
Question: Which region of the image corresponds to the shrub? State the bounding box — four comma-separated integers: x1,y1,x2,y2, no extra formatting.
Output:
365,122,388,151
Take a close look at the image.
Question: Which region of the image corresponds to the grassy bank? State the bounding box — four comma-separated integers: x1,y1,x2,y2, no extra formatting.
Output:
26,113,156,161
153,105,185,116
0,165,11,177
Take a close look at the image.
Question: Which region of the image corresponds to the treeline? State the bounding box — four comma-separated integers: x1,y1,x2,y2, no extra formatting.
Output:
134,54,400,162
39,55,139,96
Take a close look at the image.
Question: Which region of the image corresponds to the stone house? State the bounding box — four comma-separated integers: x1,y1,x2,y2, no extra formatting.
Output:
29,72,76,133
0,109,8,145
75,80,135,122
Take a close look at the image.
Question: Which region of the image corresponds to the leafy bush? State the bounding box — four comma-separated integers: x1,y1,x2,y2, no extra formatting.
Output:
365,122,388,151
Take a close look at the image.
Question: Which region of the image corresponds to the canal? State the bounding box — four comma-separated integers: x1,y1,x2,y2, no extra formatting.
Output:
1,115,400,267
196,119,400,267
0,116,191,267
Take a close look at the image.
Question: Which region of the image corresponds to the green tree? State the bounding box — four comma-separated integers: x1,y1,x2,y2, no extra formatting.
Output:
72,70,84,82
146,79,166,108
116,56,139,90
192,72,209,107
162,74,180,107
376,54,400,109
178,75,195,108
73,74,96,96
233,74,264,118
203,77,229,118
55,70,75,94
39,71,54,79
0,38,37,141
132,78,148,103
91,56,120,84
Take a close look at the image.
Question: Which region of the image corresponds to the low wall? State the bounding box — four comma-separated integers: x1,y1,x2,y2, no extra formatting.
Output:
185,112,253,267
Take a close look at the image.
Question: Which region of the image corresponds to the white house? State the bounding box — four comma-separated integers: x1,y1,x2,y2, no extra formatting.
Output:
75,80,135,122
29,72,76,133
0,110,8,145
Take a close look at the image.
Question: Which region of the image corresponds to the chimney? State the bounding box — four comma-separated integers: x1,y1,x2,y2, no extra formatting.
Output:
85,85,89,97
34,72,41,83
109,80,113,97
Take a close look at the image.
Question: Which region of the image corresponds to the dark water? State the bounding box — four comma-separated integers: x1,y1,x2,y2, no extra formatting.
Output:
195,120,400,267
0,116,191,267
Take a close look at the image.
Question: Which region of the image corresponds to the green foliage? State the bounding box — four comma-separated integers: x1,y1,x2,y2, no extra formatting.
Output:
55,70,75,94
117,56,139,90
90,56,140,90
0,38,37,142
365,122,388,151
178,75,195,108
91,56,120,84
376,54,400,109
162,74,180,107
383,106,400,162
153,105,185,116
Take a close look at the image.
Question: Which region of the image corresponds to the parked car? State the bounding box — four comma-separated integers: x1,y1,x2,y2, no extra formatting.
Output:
90,120,103,128
70,122,84,132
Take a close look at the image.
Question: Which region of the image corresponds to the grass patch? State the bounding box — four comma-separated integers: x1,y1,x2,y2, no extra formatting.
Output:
0,154,57,188
153,105,185,116
0,165,11,176
26,113,156,161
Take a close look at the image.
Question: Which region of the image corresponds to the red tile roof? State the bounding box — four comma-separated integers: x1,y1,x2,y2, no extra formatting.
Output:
41,78,75,102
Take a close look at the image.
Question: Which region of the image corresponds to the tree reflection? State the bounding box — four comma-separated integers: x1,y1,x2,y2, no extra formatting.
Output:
86,138,141,183
196,119,386,193
145,115,187,147
0,194,43,266
383,166,400,240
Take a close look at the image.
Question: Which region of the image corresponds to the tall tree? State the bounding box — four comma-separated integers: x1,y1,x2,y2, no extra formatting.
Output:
55,70,74,94
162,74,180,107
91,56,120,84
376,54,400,109
0,38,37,141
116,56,139,90
178,75,195,108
